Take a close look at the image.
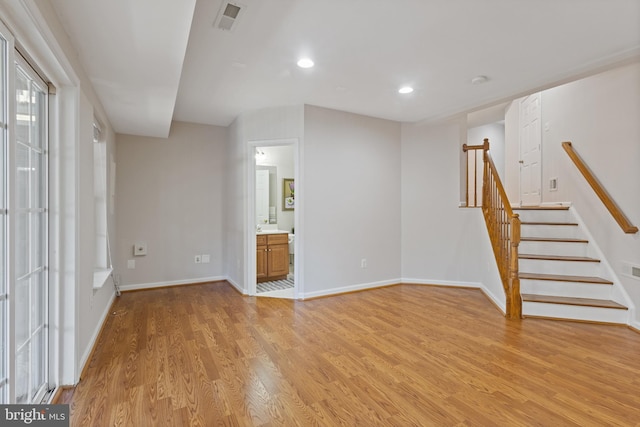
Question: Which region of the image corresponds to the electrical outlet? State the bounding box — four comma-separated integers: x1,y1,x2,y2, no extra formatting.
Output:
133,241,147,256
361,258,367,268
194,255,202,264
202,254,211,263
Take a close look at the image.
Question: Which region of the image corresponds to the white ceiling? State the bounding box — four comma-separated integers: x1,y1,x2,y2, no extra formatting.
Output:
50,0,197,137
51,0,640,138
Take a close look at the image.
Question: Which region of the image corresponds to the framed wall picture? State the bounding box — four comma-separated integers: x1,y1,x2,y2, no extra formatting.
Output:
283,178,294,210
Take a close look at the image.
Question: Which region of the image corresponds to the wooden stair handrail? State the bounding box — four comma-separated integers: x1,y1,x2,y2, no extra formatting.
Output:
485,151,515,219
562,141,638,234
480,138,522,319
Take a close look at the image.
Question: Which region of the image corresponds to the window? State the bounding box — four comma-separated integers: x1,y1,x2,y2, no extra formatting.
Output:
92,119,110,288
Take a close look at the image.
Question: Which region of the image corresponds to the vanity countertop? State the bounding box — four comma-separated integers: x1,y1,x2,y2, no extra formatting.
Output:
256,229,289,235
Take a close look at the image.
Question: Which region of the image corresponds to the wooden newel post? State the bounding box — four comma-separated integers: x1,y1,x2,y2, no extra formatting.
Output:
481,139,490,210
482,138,490,167
509,214,522,319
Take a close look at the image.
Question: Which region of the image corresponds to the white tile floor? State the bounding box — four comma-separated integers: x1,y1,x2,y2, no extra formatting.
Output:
257,262,295,299
257,287,295,299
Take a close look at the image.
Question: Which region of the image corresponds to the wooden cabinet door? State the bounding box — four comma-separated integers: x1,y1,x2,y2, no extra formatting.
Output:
268,244,289,278
256,245,268,280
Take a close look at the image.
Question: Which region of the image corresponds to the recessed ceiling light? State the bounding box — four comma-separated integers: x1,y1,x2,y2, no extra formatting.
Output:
398,86,414,94
297,58,314,68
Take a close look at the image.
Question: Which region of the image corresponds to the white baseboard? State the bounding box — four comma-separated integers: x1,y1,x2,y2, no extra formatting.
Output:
401,278,506,314
401,278,481,288
77,291,116,382
225,277,246,295
119,276,227,292
300,278,399,299
539,201,572,207
479,287,507,314
512,202,573,208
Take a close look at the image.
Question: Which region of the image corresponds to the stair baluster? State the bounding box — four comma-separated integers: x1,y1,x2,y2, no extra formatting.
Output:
478,138,522,319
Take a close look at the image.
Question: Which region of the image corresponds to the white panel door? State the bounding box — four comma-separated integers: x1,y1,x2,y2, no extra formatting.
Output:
519,93,542,206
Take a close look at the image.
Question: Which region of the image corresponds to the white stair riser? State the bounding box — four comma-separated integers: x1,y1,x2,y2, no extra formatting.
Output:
523,302,629,324
521,224,581,239
521,280,612,300
514,209,572,223
519,259,604,277
519,241,589,257
511,207,631,325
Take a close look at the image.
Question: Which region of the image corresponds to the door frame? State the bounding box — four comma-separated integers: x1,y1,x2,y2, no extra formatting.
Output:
12,49,50,404
519,93,542,206
246,138,300,298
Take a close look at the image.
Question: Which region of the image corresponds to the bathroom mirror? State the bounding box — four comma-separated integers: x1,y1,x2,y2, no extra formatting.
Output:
256,165,277,224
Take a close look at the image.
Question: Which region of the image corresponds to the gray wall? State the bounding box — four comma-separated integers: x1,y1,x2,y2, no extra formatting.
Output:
115,122,227,288
503,62,640,326
302,105,402,297
225,105,304,293
401,120,505,308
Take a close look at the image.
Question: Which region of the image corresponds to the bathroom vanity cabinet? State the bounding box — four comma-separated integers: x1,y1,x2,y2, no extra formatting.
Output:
257,233,289,282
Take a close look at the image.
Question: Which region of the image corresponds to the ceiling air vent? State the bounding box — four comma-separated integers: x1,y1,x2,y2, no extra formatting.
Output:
214,1,245,32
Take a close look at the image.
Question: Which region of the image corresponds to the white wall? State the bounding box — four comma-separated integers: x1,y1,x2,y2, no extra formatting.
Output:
224,105,304,294
115,122,227,289
302,105,401,297
468,123,505,178
257,145,295,233
465,123,506,206
504,101,520,202
243,105,304,142
504,62,640,325
0,0,120,385
542,63,640,325
224,116,246,291
401,120,506,309
226,105,303,294
76,90,119,372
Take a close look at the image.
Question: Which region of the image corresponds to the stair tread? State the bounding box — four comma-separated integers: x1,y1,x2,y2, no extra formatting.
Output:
520,272,613,284
522,294,627,309
521,221,578,226
521,237,588,243
519,254,600,262
513,206,570,210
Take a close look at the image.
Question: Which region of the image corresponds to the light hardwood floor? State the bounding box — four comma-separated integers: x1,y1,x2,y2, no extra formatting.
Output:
61,282,640,426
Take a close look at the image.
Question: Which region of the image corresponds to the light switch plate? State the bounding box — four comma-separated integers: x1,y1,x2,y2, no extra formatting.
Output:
202,254,211,263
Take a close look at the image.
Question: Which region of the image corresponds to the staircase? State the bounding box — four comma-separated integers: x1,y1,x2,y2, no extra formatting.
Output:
515,206,629,324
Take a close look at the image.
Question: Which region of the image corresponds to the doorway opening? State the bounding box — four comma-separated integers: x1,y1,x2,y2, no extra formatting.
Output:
7,50,51,404
247,139,298,299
